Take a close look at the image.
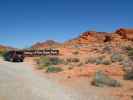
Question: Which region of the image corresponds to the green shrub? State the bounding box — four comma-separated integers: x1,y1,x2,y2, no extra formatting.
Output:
46,66,63,73
37,56,63,69
39,56,51,66
111,53,123,62
49,57,63,65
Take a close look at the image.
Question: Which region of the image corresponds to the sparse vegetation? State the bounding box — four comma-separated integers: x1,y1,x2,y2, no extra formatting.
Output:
111,53,123,62
46,66,63,73
49,57,63,65
92,71,121,87
37,56,51,69
86,56,111,65
123,46,133,60
124,69,133,80
127,47,133,60
66,58,80,63
101,59,111,65
121,59,133,68
37,56,63,69
85,57,96,64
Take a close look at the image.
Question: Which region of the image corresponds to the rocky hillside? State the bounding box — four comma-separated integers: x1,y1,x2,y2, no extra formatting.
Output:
64,28,133,47
31,28,133,49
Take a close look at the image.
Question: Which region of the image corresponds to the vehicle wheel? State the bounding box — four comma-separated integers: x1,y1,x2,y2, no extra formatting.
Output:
20,59,23,62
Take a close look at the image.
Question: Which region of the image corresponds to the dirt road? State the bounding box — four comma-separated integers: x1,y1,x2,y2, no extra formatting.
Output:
0,59,76,100
0,58,120,100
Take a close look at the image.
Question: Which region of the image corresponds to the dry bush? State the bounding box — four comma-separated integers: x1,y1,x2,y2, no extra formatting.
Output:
46,66,63,73
37,56,63,69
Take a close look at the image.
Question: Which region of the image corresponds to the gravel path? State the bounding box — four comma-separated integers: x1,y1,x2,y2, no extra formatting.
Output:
0,60,75,100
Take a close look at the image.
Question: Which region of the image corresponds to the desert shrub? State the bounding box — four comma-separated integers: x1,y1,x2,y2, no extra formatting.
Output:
127,47,133,60
49,57,63,65
92,71,121,87
85,57,97,64
111,53,123,62
101,59,111,65
46,66,63,73
95,59,111,65
120,59,133,75
37,56,51,69
128,50,133,57
124,69,133,80
123,46,133,60
124,46,133,51
37,56,63,69
121,59,133,68
66,58,80,63
0,51,7,57
86,57,111,65
95,59,103,65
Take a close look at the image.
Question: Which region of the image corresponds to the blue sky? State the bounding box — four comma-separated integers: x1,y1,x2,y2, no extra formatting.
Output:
0,0,133,48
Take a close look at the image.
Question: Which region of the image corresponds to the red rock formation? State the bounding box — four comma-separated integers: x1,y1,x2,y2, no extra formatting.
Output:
31,28,133,49
116,28,133,40
79,31,112,43
64,31,112,46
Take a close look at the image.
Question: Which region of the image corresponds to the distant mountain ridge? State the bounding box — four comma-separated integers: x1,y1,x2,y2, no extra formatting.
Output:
32,40,61,49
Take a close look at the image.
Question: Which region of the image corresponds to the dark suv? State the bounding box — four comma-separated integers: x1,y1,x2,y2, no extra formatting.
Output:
4,51,25,62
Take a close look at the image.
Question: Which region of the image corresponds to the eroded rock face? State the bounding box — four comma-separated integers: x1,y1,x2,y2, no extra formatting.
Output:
116,28,133,40
79,31,112,43
31,28,133,49
64,31,112,46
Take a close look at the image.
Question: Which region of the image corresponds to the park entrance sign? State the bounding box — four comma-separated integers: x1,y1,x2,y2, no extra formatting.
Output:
24,49,59,57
